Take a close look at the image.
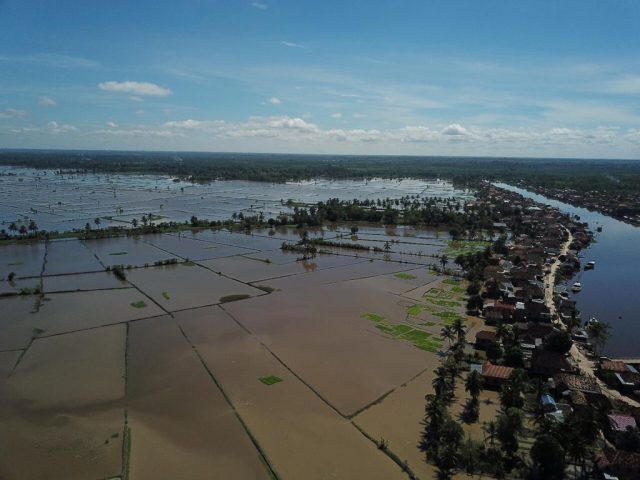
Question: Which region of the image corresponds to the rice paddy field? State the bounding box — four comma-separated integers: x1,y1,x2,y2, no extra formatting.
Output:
0,172,476,480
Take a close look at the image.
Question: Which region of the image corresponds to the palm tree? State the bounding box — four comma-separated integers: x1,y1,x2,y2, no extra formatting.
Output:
440,254,448,270
441,325,455,348
482,420,498,447
465,370,483,399
452,318,467,345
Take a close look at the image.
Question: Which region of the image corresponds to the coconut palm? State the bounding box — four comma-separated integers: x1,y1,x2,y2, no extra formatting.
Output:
452,318,467,345
465,370,483,399
482,420,498,447
441,325,455,348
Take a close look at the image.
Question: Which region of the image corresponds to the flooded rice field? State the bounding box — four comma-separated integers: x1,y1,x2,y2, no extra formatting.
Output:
0,166,470,233
0,171,474,479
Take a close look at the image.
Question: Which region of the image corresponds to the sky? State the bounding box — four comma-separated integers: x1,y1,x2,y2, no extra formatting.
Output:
0,0,639,158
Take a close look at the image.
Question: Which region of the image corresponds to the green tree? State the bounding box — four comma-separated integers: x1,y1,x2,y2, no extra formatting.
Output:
543,330,573,354
530,434,566,479
500,370,526,410
441,325,455,349
587,321,611,355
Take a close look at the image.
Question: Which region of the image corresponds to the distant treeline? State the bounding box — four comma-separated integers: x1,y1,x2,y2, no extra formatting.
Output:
1,149,639,193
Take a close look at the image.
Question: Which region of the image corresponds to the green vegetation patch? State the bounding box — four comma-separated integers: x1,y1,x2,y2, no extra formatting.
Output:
7,261,23,266
162,291,170,300
259,375,283,386
254,284,276,293
219,294,251,303
442,278,461,286
432,310,465,326
183,261,196,266
444,240,491,257
407,304,423,316
109,251,128,256
130,300,147,309
361,312,385,322
395,272,417,280
372,319,441,352
426,297,462,308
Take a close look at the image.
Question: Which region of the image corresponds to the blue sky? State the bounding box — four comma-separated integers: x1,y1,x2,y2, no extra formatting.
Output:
0,0,639,158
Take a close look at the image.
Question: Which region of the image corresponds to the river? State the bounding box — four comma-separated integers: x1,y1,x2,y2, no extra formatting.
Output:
495,183,640,357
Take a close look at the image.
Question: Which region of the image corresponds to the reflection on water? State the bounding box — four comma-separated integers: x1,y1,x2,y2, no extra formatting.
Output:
0,167,471,233
496,183,640,357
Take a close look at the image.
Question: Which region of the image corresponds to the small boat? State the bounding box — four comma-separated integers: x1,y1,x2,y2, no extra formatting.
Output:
584,261,595,270
571,282,582,292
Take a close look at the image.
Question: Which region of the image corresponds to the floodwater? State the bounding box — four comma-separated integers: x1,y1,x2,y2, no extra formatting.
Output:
0,172,476,479
496,183,640,357
1,166,470,233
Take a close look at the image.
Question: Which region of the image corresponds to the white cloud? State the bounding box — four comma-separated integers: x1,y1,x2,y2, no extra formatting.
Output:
135,109,145,116
604,75,640,95
331,112,343,119
0,108,27,119
352,113,365,119
106,121,118,128
442,124,468,136
38,96,57,107
282,41,304,48
268,96,282,105
252,2,268,10
128,95,143,102
98,81,172,97
47,121,76,133
0,53,99,68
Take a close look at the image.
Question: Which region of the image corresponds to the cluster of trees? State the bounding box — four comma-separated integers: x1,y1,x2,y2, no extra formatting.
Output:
2,220,39,238
419,318,469,479
266,196,498,233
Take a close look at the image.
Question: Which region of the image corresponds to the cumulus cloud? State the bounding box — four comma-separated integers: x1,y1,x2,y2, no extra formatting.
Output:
442,123,468,136
135,109,145,116
38,96,57,107
252,2,268,10
47,121,76,133
160,116,640,152
0,108,27,119
331,113,343,119
268,96,282,105
106,121,118,128
98,81,172,97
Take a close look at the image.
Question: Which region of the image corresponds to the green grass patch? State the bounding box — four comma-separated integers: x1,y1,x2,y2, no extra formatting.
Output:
219,294,251,303
426,297,462,308
109,251,128,256
374,320,441,352
361,312,385,322
162,291,170,300
130,300,147,309
432,310,465,325
444,240,491,257
259,375,283,386
442,278,461,286
407,304,423,316
395,272,417,280
183,261,196,266
423,321,437,327
451,286,466,294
